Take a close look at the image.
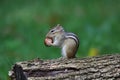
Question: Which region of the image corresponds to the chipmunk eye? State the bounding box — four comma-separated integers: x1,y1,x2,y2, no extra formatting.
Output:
51,30,55,33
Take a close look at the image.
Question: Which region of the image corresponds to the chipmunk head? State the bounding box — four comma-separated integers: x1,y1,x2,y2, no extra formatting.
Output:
44,24,64,46
46,24,64,39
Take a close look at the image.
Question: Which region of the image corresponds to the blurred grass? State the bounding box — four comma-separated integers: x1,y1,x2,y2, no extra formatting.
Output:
0,0,120,79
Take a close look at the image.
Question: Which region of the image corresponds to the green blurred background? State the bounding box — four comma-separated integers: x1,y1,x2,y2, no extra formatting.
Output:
0,0,120,79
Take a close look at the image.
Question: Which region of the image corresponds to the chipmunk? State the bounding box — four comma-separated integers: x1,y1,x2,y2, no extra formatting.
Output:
44,24,79,59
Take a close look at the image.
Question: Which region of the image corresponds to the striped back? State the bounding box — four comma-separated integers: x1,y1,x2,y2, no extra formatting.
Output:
65,32,79,48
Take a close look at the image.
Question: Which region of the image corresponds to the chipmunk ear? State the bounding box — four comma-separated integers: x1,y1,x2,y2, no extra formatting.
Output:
56,24,64,31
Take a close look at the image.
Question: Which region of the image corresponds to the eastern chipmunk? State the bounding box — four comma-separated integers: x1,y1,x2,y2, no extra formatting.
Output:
44,24,79,59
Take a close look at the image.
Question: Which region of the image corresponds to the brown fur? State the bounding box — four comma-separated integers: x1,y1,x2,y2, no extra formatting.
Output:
63,39,78,58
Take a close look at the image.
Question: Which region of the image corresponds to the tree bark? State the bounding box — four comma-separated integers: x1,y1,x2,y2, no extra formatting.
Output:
9,54,120,80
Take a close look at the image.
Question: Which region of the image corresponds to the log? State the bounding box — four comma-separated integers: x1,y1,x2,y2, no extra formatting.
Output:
9,54,120,80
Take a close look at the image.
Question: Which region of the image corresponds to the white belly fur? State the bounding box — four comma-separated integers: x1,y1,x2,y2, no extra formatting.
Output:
61,45,67,57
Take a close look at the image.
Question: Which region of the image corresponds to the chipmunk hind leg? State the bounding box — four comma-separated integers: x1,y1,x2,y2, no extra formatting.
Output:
62,39,77,58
